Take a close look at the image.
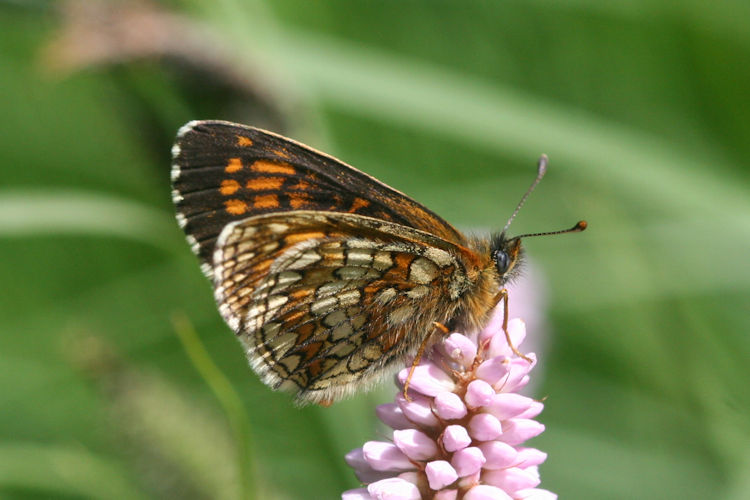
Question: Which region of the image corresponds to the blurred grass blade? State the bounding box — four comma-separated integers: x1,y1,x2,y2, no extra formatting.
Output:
0,190,178,251
171,313,256,500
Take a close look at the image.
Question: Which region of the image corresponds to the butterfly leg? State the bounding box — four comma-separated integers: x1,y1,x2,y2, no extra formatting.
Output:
403,322,450,401
493,289,532,362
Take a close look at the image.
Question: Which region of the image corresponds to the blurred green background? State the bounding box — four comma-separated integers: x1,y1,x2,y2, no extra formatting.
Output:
1,1,749,498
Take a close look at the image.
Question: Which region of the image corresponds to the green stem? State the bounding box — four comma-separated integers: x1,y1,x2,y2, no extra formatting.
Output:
171,313,255,500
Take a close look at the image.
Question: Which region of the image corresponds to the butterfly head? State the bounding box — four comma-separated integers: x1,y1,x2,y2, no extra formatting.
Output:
491,234,523,284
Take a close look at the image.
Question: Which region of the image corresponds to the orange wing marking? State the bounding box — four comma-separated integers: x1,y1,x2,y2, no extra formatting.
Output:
307,359,323,378
225,199,248,215
299,341,323,362
284,231,327,245
348,197,370,213
247,177,285,191
254,194,280,209
271,148,291,159
385,253,415,281
289,180,311,190
251,160,295,175
220,179,241,196
289,192,312,209
226,158,243,173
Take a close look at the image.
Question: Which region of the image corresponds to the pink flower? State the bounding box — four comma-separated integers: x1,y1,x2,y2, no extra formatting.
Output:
342,316,555,499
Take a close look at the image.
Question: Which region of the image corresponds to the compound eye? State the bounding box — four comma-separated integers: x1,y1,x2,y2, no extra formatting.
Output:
494,250,510,275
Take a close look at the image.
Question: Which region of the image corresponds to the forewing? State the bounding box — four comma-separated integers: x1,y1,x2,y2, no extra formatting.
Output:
212,211,472,404
171,120,464,272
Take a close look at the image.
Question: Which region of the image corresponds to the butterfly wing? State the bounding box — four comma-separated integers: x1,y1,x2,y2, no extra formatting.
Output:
212,210,474,404
171,120,464,274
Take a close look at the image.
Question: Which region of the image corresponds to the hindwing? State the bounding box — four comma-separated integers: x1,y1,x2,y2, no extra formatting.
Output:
212,211,472,404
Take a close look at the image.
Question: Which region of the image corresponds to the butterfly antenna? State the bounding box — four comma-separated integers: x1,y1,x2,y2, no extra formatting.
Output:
514,220,588,240
501,154,548,235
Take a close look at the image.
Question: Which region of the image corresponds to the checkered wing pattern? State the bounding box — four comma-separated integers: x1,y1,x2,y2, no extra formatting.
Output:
212,211,472,404
172,120,464,275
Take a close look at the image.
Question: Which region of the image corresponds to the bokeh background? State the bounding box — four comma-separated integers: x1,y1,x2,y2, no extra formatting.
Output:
2,1,749,498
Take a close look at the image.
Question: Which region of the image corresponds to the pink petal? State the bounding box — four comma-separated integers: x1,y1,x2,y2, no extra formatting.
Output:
376,403,412,430
477,441,518,469
485,393,535,420
463,484,513,500
496,357,535,392
345,448,392,483
398,361,456,397
425,460,458,490
468,413,502,441
483,467,541,492
345,448,367,468
501,419,545,445
367,478,421,500
475,356,510,386
450,447,486,477
515,488,558,500
341,488,372,500
434,392,468,420
443,333,477,368
517,401,544,419
362,442,414,472
393,429,438,461
478,305,507,344
396,394,440,428
488,318,527,358
507,373,531,393
397,471,420,483
516,447,548,467
464,379,495,409
442,424,471,452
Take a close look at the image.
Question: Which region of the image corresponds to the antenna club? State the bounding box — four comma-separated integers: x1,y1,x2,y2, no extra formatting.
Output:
537,154,549,176
575,220,588,231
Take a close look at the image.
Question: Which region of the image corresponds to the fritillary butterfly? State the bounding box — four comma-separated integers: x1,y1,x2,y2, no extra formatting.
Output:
171,121,585,405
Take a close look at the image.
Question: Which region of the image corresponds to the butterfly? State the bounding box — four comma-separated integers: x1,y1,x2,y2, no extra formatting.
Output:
171,120,586,405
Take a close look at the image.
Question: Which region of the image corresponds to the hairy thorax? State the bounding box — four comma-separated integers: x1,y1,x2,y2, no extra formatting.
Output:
450,236,503,334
